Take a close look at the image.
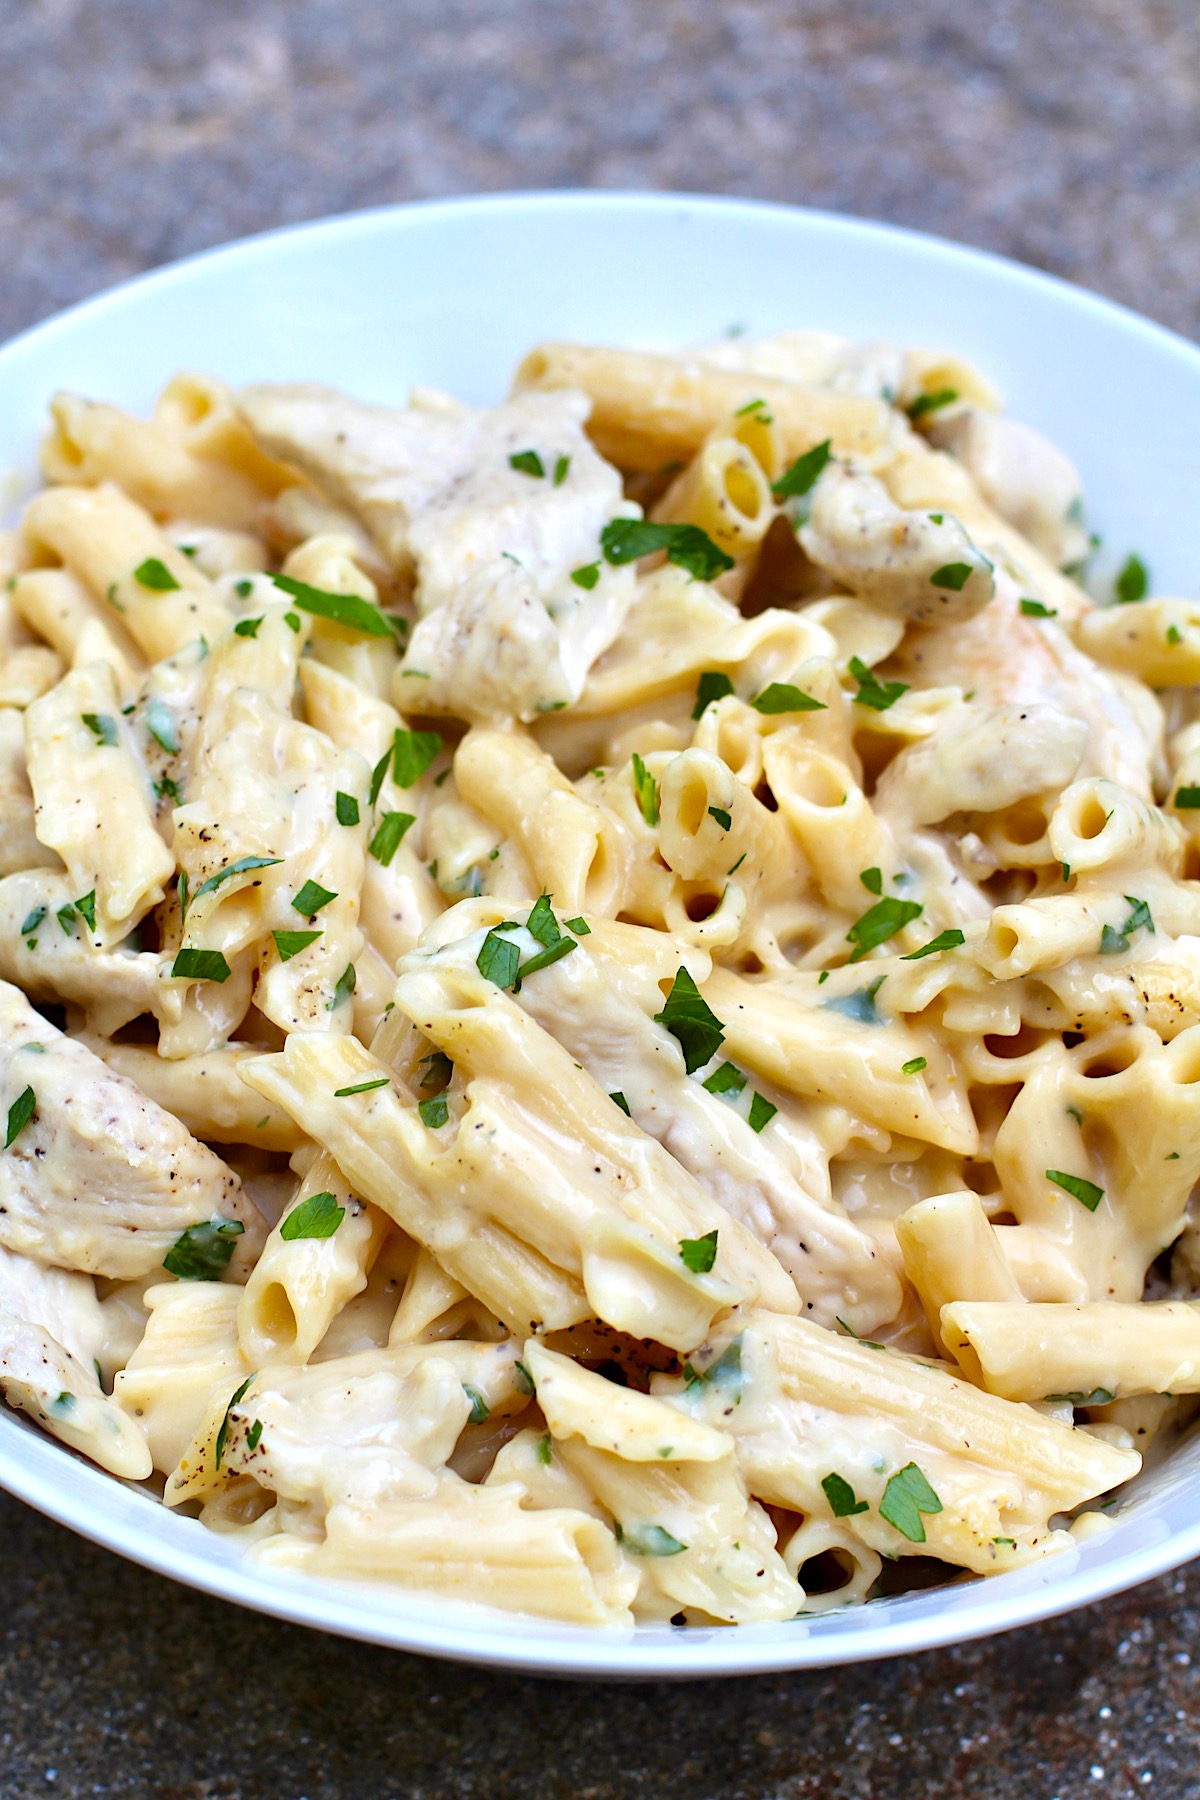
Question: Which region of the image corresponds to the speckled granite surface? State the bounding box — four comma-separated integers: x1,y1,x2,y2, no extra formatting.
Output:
2,2,1199,1795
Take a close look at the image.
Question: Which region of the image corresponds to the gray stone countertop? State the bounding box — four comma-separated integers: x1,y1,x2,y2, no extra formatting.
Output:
1,1,1199,1794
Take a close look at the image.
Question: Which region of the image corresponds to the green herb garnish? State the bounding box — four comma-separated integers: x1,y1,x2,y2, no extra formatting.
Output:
369,811,415,866
1046,1169,1104,1211
771,438,832,500
600,519,734,582
879,1463,943,1542
171,948,232,982
849,655,908,712
821,1472,868,1517
280,1191,344,1240
162,1217,245,1279
270,572,395,637
133,558,180,592
679,1229,718,1274
654,968,726,1073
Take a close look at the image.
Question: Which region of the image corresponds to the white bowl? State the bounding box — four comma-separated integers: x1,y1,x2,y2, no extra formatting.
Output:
2,192,1199,1679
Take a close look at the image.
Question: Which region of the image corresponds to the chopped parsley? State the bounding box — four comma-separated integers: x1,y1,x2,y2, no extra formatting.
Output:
929,561,975,592
215,1375,255,1469
708,806,731,830
683,1336,742,1395
615,1522,687,1557
821,975,886,1024
553,454,570,486
329,962,356,1010
162,1217,245,1280
564,916,590,935
272,928,321,961
19,905,45,938
1167,624,1184,646
879,1463,943,1543
537,1432,553,1465
335,791,360,827
751,682,826,715
144,698,180,753
654,968,726,1073
821,1472,868,1517
902,1056,928,1076
280,1190,345,1240
171,948,232,982
1101,895,1155,956
901,928,965,960
1044,1387,1115,1406
246,1420,263,1452
848,655,908,712
155,775,183,803
515,937,577,985
233,615,262,638
526,893,563,948
81,712,117,747
702,1061,746,1097
5,1085,36,1148
368,811,415,866
570,562,601,590
292,880,336,918
747,1092,777,1133
464,1384,490,1425
234,579,255,599
270,572,395,638
75,890,96,932
692,670,735,718
1115,554,1148,604
846,896,923,961
1019,598,1057,618
419,1050,453,1090
192,855,282,909
1175,787,1200,809
727,852,747,874
333,1077,390,1097
631,753,660,827
679,1230,718,1274
1046,1168,1104,1212
905,388,957,420
509,449,545,478
133,557,180,592
600,518,734,582
610,1091,632,1116
513,1359,535,1396
392,728,443,788
771,438,832,501
477,929,521,989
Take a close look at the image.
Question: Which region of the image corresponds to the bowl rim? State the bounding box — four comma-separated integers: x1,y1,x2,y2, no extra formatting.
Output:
2,187,1198,1679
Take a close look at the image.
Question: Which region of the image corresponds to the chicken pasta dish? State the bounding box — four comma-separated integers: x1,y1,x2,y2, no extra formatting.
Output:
0,326,1196,1628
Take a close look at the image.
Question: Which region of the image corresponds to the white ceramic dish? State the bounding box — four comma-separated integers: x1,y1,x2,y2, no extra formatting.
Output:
2,192,1199,1680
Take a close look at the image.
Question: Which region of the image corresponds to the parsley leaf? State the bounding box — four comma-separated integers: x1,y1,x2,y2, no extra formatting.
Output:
162,1217,245,1279
631,753,660,827
902,1056,928,1075
329,963,356,1009
192,855,282,907
821,976,886,1024
270,572,395,638
821,1472,868,1517
133,558,180,592
708,806,731,830
74,890,96,932
879,1463,943,1542
418,1093,450,1129
905,389,957,421
692,671,735,718
615,1522,687,1557
564,916,590,935
1019,598,1057,618
280,1191,344,1240
292,880,336,918
516,937,577,985
19,906,45,938
144,698,179,754
477,929,521,989
654,968,726,1074
679,1229,718,1274
771,438,832,500
392,728,442,788
5,1085,36,1148
752,682,825,715
537,1431,553,1465
368,811,415,866
554,454,570,486
1046,1168,1104,1211
860,867,883,895
848,655,908,712
846,896,923,961
215,1374,255,1469
701,1062,746,1097
233,616,262,638
902,928,965,960
82,712,117,746
571,562,601,590
747,1092,777,1133
171,948,232,982
600,518,734,582
246,1420,264,1452
335,791,360,827
513,1360,536,1396
1175,787,1200,809
1115,554,1148,604
526,894,563,948
272,928,321,961
419,1051,453,1090
464,1384,490,1424
610,1091,632,1116
930,561,975,591
509,449,545,478
684,1336,743,1395
334,1077,389,1097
